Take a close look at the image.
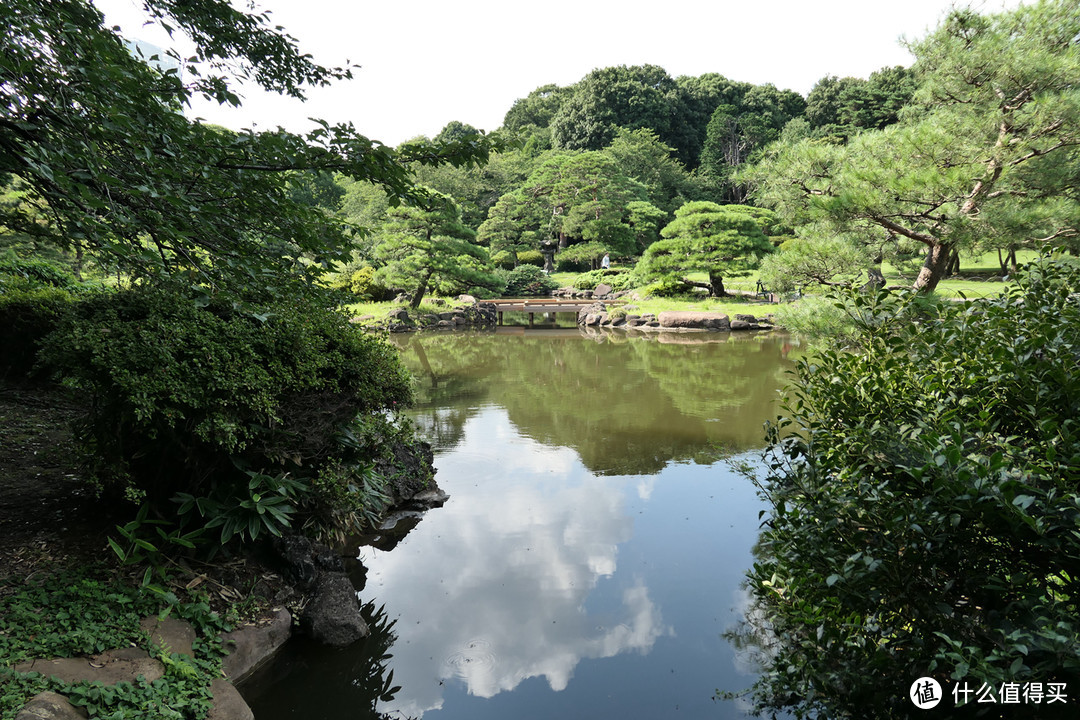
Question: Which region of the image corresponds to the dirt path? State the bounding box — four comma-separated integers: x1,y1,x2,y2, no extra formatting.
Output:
0,382,119,587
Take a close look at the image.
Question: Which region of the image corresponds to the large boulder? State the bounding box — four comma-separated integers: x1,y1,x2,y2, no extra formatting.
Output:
593,283,613,297
657,311,731,330
300,573,369,647
220,608,292,682
15,693,86,720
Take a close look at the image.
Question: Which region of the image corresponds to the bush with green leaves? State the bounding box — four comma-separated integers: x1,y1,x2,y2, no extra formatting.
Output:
736,258,1080,718
38,284,417,544
572,268,633,292
0,255,78,289
0,285,76,380
502,264,557,297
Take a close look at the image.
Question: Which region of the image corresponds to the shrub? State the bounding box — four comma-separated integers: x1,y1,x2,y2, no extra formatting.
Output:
572,268,633,292
516,249,545,267
503,264,557,297
0,255,78,289
0,285,76,379
489,250,516,270
39,284,416,541
737,259,1080,718
346,266,391,301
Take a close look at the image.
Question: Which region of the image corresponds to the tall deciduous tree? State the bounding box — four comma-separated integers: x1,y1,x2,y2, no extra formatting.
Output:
0,0,497,296
746,0,1080,293
633,202,774,296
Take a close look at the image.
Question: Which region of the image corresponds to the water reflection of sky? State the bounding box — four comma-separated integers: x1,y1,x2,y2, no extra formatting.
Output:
363,406,766,719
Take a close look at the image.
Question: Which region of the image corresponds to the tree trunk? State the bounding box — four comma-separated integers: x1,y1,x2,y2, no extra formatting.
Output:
1008,248,1018,274
913,242,953,293
558,231,568,250
410,268,434,309
945,247,960,277
708,271,726,297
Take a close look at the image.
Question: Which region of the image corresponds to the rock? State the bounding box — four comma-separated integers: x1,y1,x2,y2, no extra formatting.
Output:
593,283,613,297
220,608,292,682
140,616,196,657
15,692,87,720
657,311,731,330
730,320,753,330
301,573,368,647
584,313,601,326
456,294,476,304
15,650,164,686
734,314,758,323
409,487,449,508
207,678,254,720
386,307,410,321
271,536,343,592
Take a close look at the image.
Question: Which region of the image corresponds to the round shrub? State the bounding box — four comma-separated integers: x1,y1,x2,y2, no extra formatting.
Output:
516,249,545,267
503,264,557,297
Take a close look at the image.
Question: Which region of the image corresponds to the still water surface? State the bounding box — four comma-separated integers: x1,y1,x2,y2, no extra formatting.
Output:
246,328,798,719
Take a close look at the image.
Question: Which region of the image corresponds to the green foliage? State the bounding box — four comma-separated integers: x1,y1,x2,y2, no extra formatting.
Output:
758,234,874,292
373,191,501,308
503,265,557,297
572,269,633,292
0,574,158,663
739,258,1080,718
0,256,77,289
329,265,391,301
38,284,412,507
746,0,1080,292
1,567,232,720
1,0,499,297
634,202,773,296
175,471,307,545
0,284,75,379
770,293,859,344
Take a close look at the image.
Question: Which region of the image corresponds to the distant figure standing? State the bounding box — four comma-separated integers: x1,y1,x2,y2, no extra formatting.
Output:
601,252,610,270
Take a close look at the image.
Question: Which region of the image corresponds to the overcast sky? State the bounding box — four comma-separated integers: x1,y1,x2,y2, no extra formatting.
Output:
96,0,1021,147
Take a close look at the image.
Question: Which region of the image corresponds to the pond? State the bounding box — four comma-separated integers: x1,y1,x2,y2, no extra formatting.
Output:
244,327,800,719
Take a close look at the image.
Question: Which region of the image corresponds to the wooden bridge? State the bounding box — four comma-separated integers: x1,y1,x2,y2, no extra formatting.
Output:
486,298,609,326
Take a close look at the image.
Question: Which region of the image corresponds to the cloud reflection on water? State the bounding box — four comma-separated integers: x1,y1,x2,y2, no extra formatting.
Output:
362,408,671,717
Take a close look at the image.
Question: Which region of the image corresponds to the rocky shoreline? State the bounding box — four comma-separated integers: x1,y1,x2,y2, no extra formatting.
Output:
354,287,780,334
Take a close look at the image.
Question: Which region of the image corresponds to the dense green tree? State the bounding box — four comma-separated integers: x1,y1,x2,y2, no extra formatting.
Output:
601,127,697,213
502,84,572,135
0,0,497,296
550,65,680,155
477,151,647,271
434,120,482,145
373,191,499,307
837,65,918,131
633,202,774,296
699,85,806,203
803,75,865,131
746,0,1080,292
671,74,753,168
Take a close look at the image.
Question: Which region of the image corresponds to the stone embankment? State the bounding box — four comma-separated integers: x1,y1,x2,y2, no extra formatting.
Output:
353,295,497,333
577,301,776,332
